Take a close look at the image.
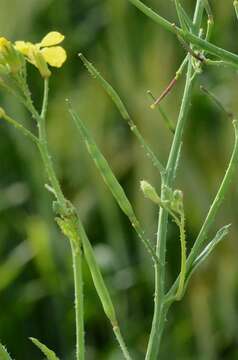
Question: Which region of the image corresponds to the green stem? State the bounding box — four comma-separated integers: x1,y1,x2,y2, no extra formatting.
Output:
146,62,195,360
145,2,204,358
70,239,85,360
37,80,67,211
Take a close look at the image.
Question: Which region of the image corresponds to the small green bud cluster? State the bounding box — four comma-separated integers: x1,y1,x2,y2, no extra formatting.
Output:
163,185,184,214
141,180,184,216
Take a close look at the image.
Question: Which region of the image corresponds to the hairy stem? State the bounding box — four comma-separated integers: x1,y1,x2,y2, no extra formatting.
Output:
29,80,85,359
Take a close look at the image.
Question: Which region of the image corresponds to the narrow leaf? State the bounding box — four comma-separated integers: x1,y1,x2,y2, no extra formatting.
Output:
0,343,12,360
30,338,60,360
187,224,231,283
166,224,231,303
69,106,159,264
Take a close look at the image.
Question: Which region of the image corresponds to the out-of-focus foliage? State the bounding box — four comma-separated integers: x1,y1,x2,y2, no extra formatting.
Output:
0,0,238,359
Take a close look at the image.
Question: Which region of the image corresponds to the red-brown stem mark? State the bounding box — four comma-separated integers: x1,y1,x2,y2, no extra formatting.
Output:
151,77,177,109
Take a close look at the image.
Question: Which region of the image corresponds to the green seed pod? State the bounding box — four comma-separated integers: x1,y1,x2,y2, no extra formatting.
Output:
69,107,158,263
77,220,117,325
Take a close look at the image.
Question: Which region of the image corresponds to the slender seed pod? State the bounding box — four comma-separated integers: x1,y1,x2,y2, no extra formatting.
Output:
77,219,118,325
69,107,159,264
78,53,165,174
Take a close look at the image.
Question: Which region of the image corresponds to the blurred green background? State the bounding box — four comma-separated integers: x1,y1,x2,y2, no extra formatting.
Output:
0,0,238,359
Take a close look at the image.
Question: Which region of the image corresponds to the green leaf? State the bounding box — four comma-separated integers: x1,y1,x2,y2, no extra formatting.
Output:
30,338,60,360
187,224,231,283
0,343,12,360
69,106,159,264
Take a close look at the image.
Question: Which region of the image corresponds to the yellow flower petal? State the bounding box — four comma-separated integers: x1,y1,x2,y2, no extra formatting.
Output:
40,32,65,47
41,46,67,68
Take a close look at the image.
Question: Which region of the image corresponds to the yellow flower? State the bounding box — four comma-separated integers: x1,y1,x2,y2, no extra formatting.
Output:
15,31,67,77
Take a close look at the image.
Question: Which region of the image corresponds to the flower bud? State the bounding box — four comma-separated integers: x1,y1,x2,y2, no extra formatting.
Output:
171,189,184,213
140,180,160,204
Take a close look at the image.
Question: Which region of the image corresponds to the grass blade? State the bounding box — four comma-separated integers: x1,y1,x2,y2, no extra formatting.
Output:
30,338,60,360
69,106,159,264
